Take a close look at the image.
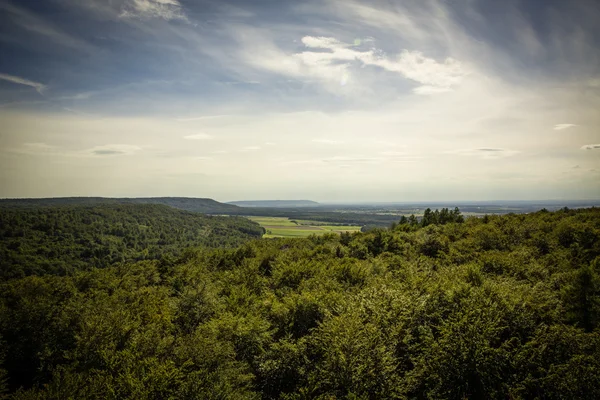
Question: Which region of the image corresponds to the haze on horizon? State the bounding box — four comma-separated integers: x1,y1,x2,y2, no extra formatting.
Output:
1,0,599,202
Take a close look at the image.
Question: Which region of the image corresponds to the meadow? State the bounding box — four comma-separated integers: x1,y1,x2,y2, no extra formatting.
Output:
247,216,362,238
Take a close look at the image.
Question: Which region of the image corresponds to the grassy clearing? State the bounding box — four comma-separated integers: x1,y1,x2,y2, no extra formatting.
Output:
247,216,298,226
320,225,363,232
263,229,321,238
248,216,362,238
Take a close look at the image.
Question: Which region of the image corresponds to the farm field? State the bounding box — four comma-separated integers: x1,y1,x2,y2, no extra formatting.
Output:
247,216,362,238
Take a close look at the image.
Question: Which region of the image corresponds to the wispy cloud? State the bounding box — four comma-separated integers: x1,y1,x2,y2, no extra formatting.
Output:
241,34,468,94
85,144,142,157
0,73,46,93
10,142,58,155
379,151,422,162
120,0,187,21
7,142,142,158
183,133,213,140
322,156,382,164
554,124,577,130
0,100,48,109
447,148,520,159
581,144,600,150
413,85,451,95
281,156,382,166
240,146,261,152
176,115,231,122
281,152,421,167
312,138,343,144
57,91,97,101
0,1,93,52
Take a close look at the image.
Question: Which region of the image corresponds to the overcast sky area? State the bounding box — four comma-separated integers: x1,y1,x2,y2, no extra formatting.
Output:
0,0,599,202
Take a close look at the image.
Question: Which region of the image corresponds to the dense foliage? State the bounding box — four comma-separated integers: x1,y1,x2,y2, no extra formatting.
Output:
1,207,599,399
0,204,264,280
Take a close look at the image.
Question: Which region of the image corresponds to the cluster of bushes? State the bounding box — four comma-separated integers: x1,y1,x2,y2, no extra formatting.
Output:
0,207,599,399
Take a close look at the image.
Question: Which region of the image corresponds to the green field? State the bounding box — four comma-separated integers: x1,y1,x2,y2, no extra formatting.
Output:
247,216,362,238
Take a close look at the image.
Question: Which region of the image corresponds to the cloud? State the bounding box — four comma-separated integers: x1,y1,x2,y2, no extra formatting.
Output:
9,142,59,156
554,123,577,130
23,142,56,150
297,36,468,92
7,142,142,158
282,152,422,167
364,50,467,91
581,144,600,150
93,149,127,155
0,2,93,53
240,146,260,151
264,142,276,146
379,151,422,163
375,141,402,147
0,73,46,93
86,144,141,157
242,34,468,94
282,156,382,166
321,156,381,164
448,148,519,159
120,0,187,21
312,138,343,144
176,115,230,122
221,80,261,85
413,85,451,95
183,133,213,140
57,91,97,101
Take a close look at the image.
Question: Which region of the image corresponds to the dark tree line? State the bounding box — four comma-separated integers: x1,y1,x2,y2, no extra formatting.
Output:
392,207,465,230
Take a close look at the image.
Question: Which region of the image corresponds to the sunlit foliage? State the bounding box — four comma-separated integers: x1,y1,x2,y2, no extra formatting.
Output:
1,207,599,399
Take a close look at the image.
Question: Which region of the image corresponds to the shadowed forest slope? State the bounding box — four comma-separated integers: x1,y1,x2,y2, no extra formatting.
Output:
0,203,264,280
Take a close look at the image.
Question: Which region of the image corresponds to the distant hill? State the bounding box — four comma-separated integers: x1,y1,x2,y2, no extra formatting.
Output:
0,203,264,280
228,200,320,208
0,197,242,214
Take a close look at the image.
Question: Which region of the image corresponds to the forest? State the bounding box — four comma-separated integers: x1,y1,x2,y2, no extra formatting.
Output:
0,206,599,399
0,204,264,281
0,197,410,227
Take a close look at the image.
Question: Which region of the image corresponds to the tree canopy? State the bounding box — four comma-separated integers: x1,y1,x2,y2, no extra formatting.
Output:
0,204,264,281
1,206,599,399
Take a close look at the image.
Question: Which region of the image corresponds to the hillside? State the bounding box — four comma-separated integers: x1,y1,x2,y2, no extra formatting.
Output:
228,200,321,208
1,207,599,398
0,197,242,214
0,203,264,280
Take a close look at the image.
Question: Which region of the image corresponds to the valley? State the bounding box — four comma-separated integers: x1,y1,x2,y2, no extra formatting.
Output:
247,216,362,238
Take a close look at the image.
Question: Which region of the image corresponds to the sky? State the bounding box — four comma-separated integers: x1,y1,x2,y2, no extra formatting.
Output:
0,0,599,202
